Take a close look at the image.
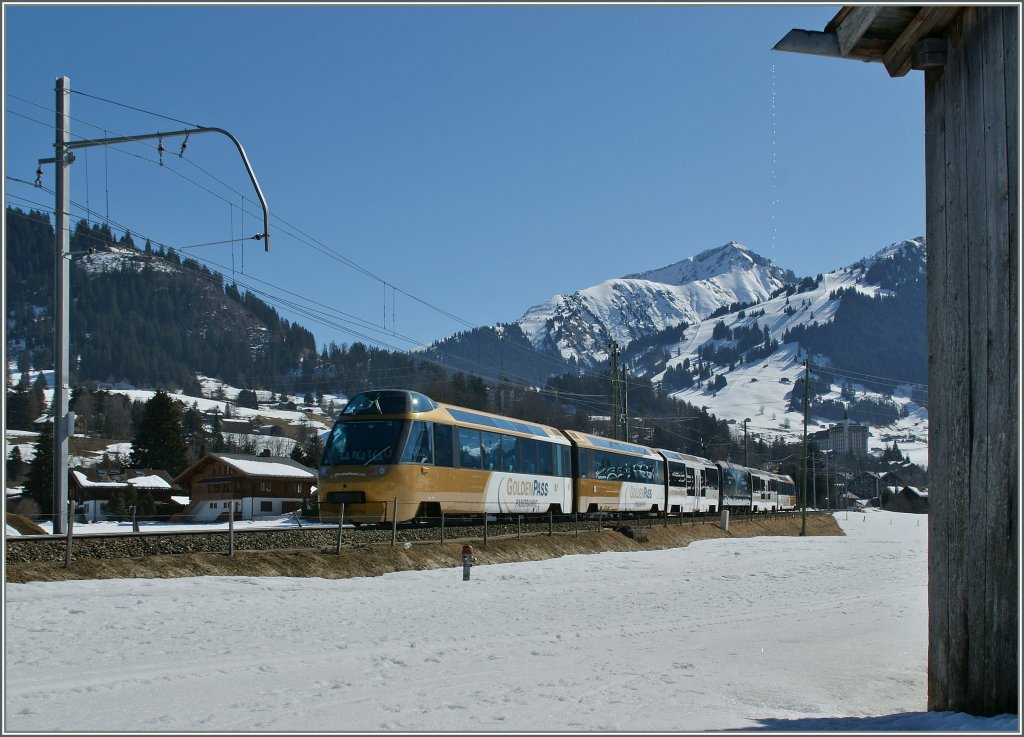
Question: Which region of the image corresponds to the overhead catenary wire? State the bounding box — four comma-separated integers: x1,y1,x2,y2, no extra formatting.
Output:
10,97,599,393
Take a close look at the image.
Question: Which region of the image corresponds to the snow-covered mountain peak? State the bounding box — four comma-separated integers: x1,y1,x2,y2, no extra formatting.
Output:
625,241,794,287
855,237,926,269
515,242,798,365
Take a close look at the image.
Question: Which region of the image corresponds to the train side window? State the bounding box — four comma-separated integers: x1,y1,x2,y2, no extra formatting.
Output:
537,442,554,476
433,423,454,467
459,427,482,469
501,434,519,472
517,437,538,474
482,431,502,471
400,421,434,464
562,447,573,478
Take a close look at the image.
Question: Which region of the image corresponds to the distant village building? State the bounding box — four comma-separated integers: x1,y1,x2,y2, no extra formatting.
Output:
174,452,316,522
70,467,182,522
848,471,889,500
890,486,929,515
809,411,869,457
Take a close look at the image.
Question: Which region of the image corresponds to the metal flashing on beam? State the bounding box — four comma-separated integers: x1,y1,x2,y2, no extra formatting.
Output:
772,28,841,58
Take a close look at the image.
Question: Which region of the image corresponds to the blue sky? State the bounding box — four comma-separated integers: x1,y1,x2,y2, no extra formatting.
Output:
4,3,925,354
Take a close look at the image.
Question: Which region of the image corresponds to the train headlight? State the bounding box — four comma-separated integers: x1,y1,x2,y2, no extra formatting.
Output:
375,465,387,476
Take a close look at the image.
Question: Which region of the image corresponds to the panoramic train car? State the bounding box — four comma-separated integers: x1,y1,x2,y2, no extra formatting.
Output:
317,390,572,524
562,430,665,514
749,468,777,512
716,460,753,512
657,449,720,515
770,472,798,511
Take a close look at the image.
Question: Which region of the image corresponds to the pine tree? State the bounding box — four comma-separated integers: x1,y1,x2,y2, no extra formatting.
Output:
129,391,189,475
136,488,157,517
24,422,54,518
7,446,25,482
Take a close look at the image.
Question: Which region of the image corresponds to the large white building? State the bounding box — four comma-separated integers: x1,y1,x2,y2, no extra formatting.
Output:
809,412,869,457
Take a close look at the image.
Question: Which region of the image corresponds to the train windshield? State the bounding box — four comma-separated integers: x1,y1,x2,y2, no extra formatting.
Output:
340,390,437,416
321,420,404,466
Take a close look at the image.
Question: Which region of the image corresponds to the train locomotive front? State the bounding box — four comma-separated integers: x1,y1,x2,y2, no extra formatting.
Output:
317,390,572,524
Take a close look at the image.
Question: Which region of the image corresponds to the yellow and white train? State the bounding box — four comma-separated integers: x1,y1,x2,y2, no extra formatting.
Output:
317,390,796,524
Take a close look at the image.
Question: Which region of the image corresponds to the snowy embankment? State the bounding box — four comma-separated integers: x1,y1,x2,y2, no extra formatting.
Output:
3,511,1016,732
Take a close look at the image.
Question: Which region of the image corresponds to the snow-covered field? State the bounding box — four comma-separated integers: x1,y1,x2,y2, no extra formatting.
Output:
4,511,1015,732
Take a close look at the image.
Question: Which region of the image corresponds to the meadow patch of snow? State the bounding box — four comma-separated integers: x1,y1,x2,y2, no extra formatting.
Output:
3,511,1014,732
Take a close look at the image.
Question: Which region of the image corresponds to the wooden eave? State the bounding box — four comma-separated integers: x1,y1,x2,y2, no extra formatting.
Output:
773,5,964,77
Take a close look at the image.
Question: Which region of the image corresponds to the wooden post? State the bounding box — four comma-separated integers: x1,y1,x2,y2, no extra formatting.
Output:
228,500,235,557
391,497,398,547
336,503,345,555
924,6,1018,717
63,499,74,567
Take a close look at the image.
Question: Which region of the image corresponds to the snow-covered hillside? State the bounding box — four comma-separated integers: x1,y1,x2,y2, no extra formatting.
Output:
655,239,927,466
4,371,341,471
75,245,179,276
513,238,928,466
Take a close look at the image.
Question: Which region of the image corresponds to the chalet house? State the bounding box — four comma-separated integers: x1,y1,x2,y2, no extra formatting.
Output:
69,467,182,522
219,417,255,434
848,471,892,500
894,486,929,515
174,452,316,522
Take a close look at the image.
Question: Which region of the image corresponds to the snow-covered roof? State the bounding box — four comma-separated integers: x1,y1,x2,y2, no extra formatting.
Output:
219,456,315,479
126,475,172,489
72,469,177,489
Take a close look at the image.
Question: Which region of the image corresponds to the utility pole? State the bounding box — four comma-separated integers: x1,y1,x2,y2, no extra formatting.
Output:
51,76,71,534
37,76,271,534
825,451,831,511
609,342,620,440
800,359,809,536
621,365,629,442
812,449,817,508
743,417,750,467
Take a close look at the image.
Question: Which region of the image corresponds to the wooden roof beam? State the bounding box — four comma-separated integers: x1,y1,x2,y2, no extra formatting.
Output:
882,6,962,77
835,6,884,57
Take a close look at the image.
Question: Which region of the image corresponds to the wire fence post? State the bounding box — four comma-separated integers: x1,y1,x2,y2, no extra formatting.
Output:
484,513,489,546
228,499,235,557
441,510,445,542
132,504,139,533
549,508,553,537
517,514,522,541
574,512,578,537
391,497,398,547
63,499,74,568
336,503,345,555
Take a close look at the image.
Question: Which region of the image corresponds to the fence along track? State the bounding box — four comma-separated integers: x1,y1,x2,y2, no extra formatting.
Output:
6,510,824,564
